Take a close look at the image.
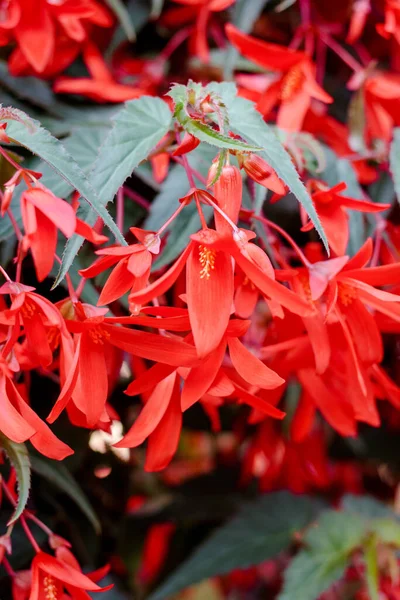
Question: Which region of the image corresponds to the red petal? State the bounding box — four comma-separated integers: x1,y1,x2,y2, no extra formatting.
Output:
181,339,226,410
298,369,357,437
213,165,242,234
231,244,315,317
125,363,176,396
127,250,152,277
9,380,73,460
225,24,304,71
227,337,284,389
79,255,120,278
187,244,234,357
103,324,199,367
128,242,193,306
234,385,286,419
23,313,53,367
115,372,176,448
343,297,383,364
33,553,107,591
343,262,400,286
105,314,191,331
47,336,81,423
28,211,57,282
24,188,76,237
15,3,54,72
75,219,108,245
98,259,134,305
145,380,182,471
0,375,35,443
343,238,373,270
76,332,108,426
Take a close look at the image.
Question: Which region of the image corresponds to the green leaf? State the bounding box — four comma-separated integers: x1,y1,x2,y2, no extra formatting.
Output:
224,0,272,79
55,96,172,286
2,111,125,244
278,511,366,600
341,494,396,520
0,61,56,110
105,0,136,41
225,92,328,252
390,127,400,205
149,492,323,600
337,159,366,255
30,454,100,534
168,84,261,153
0,434,31,525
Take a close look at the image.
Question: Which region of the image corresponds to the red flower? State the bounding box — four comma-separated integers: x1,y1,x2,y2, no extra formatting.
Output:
0,282,65,368
48,302,199,427
226,24,332,131
302,181,390,255
28,550,111,599
116,318,284,471
0,356,72,460
21,186,76,282
129,226,313,358
79,228,160,307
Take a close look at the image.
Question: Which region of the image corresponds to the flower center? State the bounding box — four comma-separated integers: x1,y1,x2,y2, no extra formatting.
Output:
20,299,37,319
199,245,216,279
47,326,61,351
43,575,58,600
280,65,305,101
88,325,111,345
338,282,357,306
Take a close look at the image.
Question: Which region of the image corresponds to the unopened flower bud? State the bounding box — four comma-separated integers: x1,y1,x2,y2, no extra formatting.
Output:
212,165,242,235
242,154,286,195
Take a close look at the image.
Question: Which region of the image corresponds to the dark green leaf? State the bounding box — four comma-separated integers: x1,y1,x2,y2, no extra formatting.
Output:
105,0,136,41
341,494,397,520
3,111,124,244
149,492,323,600
30,454,100,534
0,434,30,525
55,96,172,285
0,61,55,110
278,511,366,600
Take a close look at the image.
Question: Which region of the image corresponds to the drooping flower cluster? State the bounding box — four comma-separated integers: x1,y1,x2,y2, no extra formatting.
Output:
2,0,400,596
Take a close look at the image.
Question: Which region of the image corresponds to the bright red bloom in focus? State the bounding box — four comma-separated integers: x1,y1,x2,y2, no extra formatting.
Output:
226,24,333,131
21,186,76,281
79,227,160,308
302,181,390,255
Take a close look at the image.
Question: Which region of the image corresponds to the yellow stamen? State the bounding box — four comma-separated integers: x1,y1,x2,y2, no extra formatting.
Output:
88,325,111,345
199,245,216,280
338,282,357,306
43,575,58,600
280,65,305,101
